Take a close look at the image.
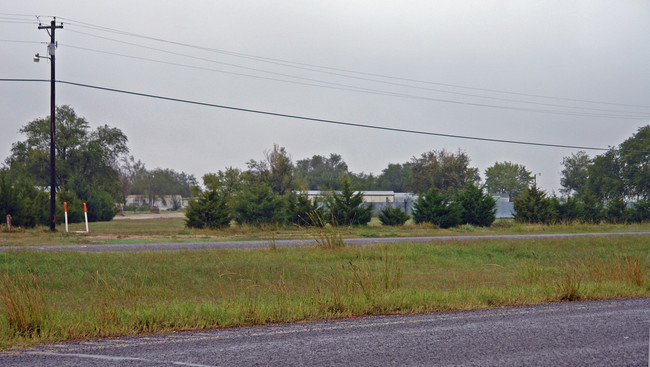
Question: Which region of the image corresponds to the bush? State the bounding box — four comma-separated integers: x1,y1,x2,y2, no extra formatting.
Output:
325,178,372,226
412,187,462,228
455,184,496,227
233,183,287,227
185,189,231,229
629,200,650,223
605,197,628,224
378,205,410,226
513,184,556,224
68,176,117,222
0,172,50,228
579,192,604,224
552,197,582,223
286,192,324,226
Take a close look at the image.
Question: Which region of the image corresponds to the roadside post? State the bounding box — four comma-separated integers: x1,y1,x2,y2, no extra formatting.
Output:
5,214,11,231
64,202,69,233
83,202,89,233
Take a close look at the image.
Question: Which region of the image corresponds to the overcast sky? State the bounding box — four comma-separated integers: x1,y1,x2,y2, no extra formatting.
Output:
2,1,649,193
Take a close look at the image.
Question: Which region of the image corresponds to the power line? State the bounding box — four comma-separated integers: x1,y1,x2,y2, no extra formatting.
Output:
58,43,649,120
2,78,647,153
63,29,650,117
58,17,650,110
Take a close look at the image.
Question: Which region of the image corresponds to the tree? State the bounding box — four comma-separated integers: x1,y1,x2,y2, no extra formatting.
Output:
378,205,410,226
513,184,556,224
412,187,462,228
560,151,592,198
619,125,650,200
185,188,231,229
325,177,372,226
455,184,496,227
6,105,128,201
348,172,377,191
232,183,287,227
376,163,412,192
585,149,624,201
117,154,145,205
409,149,479,194
202,168,247,198
295,153,349,190
247,144,297,195
286,191,324,226
130,168,197,206
484,161,533,200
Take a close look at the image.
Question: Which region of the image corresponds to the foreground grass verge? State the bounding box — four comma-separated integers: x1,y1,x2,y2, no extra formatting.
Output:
1,216,649,247
0,235,648,349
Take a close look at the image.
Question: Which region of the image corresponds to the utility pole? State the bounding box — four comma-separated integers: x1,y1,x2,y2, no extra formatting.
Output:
38,18,63,231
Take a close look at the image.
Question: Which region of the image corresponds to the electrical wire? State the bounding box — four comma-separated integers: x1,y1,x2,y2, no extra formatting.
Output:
10,14,650,111
58,17,650,110
58,43,649,120
1,78,647,153
64,28,650,117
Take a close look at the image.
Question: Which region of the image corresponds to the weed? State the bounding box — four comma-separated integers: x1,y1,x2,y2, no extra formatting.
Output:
308,211,344,249
381,247,402,290
266,233,278,251
520,260,543,284
556,268,582,301
0,272,49,337
620,256,645,286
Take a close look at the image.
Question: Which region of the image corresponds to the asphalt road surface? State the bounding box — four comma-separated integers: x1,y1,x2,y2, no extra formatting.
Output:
2,298,648,366
1,232,649,252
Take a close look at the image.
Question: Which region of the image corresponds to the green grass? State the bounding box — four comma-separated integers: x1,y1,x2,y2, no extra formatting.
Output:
0,235,648,349
2,216,649,247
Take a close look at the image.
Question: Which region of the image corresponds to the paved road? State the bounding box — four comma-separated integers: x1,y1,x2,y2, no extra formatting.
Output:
2,298,648,366
1,231,649,252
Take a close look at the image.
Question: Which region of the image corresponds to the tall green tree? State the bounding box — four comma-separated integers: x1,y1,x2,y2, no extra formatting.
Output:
295,153,349,190
584,149,624,201
409,149,479,194
6,105,128,201
560,151,592,198
484,161,532,200
376,163,412,192
619,125,650,200
130,168,197,206
247,144,297,195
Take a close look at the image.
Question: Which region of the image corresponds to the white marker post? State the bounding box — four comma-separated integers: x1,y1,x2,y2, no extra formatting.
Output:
64,201,69,233
83,202,89,233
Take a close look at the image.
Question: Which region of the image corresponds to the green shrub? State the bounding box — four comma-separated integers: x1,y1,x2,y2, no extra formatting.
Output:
629,200,650,223
325,177,372,226
513,184,556,224
233,183,287,227
185,189,231,229
412,187,462,228
605,197,628,224
579,191,604,224
286,192,324,226
378,205,410,226
455,184,496,227
552,197,582,223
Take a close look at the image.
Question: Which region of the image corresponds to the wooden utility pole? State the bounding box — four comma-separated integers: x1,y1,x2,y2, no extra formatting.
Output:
38,18,63,231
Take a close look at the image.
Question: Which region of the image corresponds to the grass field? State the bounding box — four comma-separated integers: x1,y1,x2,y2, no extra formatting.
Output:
1,233,648,349
1,215,649,247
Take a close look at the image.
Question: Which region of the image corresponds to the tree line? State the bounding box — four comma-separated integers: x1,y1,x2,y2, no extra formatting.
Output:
1,105,648,228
